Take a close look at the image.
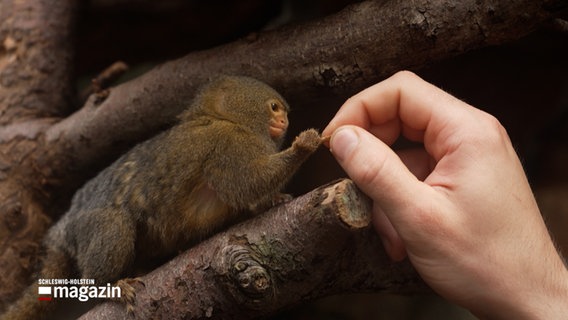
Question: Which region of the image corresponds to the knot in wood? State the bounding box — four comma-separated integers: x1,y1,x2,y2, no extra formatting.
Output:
228,247,271,298
234,264,270,295
217,243,274,308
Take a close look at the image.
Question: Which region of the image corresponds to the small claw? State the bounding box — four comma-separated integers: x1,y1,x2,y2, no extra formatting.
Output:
115,278,145,315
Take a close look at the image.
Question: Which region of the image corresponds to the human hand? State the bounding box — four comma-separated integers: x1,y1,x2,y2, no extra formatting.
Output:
322,71,568,319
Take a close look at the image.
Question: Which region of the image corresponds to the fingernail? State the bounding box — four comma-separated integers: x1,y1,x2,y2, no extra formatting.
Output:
331,127,359,161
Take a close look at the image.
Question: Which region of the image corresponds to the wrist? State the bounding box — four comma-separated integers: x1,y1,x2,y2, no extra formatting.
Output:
491,256,568,319
531,265,568,319
467,249,568,319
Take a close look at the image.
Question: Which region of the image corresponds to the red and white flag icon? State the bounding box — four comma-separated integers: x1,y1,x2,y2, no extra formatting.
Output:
38,286,52,301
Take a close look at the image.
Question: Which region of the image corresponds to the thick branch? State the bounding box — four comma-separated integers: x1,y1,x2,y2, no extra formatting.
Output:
46,0,567,176
0,0,77,308
0,0,76,123
81,179,428,319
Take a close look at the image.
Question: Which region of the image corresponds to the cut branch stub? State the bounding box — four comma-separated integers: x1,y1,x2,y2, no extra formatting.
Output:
81,179,426,320
320,178,372,229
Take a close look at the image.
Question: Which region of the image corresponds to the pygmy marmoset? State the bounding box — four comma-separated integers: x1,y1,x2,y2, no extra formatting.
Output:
1,76,322,320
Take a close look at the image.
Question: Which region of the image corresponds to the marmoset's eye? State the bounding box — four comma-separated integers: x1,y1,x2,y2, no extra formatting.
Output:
271,102,279,112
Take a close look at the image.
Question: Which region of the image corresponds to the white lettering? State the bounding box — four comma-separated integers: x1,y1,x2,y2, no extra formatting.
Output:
48,284,121,302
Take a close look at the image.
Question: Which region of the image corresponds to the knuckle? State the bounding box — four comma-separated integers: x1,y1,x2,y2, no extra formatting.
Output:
467,113,510,150
392,70,418,81
343,95,358,107
484,114,508,140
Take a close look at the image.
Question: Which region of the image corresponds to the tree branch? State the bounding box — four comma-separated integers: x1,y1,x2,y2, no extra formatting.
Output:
78,61,129,105
549,18,568,33
45,0,567,179
80,179,428,319
0,0,77,308
0,0,76,123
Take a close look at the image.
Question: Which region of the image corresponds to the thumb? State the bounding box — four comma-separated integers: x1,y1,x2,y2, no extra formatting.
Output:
330,126,427,225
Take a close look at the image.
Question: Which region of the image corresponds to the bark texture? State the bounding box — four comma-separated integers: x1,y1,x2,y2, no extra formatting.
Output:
0,0,77,307
0,0,566,313
81,179,428,319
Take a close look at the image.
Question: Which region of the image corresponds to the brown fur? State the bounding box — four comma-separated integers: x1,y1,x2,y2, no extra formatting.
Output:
0,76,321,320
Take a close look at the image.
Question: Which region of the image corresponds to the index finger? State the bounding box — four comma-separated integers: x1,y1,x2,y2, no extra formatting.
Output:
323,71,487,161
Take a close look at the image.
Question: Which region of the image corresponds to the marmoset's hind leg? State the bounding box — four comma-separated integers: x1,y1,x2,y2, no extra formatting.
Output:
74,208,138,311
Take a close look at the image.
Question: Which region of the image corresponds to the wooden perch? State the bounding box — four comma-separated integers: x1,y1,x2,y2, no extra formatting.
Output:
80,179,428,319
